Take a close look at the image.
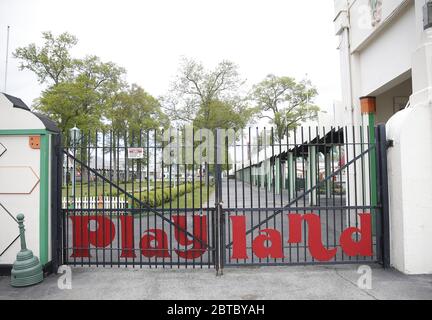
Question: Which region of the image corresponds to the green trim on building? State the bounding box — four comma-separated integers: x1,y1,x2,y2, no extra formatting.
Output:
368,114,378,208
0,129,53,136
363,113,378,233
39,134,50,265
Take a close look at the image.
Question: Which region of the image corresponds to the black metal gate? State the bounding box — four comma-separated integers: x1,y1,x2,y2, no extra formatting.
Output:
218,125,390,270
58,125,390,271
60,129,217,269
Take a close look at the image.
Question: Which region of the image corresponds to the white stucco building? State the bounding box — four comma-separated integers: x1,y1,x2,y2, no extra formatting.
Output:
334,0,432,125
334,0,432,274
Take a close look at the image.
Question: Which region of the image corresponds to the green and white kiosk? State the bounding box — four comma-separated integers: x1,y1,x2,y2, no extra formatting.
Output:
0,93,61,275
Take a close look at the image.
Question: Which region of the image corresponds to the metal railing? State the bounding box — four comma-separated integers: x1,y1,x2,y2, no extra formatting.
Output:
58,125,390,271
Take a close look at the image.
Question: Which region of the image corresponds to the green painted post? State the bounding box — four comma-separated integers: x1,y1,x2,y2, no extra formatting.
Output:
325,151,332,198
275,158,280,195
369,114,378,231
267,160,271,191
39,134,49,265
361,96,378,230
369,114,378,207
288,153,295,199
307,146,317,206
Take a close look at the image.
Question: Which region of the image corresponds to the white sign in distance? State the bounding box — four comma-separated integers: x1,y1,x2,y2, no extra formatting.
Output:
127,148,144,159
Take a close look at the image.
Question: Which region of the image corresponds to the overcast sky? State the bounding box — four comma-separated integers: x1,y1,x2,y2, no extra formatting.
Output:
0,0,341,115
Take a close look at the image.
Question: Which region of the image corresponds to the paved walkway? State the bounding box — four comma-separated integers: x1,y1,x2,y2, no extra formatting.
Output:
1,264,431,300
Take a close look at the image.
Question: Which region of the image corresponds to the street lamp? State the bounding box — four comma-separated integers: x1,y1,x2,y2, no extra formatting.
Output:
70,125,81,145
69,125,81,203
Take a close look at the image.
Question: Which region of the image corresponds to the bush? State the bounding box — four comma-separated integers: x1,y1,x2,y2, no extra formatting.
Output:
129,182,203,208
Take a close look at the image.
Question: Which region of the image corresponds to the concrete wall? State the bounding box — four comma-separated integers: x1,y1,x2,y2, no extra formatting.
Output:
359,3,416,96
335,0,432,274
387,98,432,274
387,0,432,274
376,78,412,123
334,0,416,126
384,1,432,274
349,0,412,52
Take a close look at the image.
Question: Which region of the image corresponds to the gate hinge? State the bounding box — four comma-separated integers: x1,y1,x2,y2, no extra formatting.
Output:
386,140,394,149
55,145,63,156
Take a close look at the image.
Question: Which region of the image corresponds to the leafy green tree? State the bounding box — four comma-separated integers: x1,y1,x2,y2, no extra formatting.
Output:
164,58,248,182
104,84,169,180
164,58,258,181
33,56,126,135
14,31,77,85
14,32,129,136
15,31,170,183
193,99,255,131
252,74,320,142
109,84,169,133
35,79,100,134
164,57,256,129
32,56,127,181
193,99,252,174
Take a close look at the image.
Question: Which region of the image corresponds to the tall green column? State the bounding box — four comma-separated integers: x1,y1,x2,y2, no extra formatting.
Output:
266,160,271,191
275,158,281,195
288,153,295,199
39,133,49,265
360,97,378,228
307,146,317,206
260,163,265,188
325,151,332,198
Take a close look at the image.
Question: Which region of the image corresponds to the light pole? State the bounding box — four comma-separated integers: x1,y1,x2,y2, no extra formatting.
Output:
70,126,81,204
4,26,10,93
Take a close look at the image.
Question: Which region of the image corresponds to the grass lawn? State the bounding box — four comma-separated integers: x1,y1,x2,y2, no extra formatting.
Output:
129,185,214,214
63,182,215,213
166,185,214,210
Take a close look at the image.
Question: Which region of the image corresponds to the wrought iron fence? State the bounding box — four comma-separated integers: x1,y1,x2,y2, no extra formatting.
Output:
58,125,390,271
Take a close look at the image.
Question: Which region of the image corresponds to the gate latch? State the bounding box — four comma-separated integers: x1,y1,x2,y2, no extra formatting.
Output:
386,140,394,149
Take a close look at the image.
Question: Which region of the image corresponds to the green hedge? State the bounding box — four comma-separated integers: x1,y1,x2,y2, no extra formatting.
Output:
129,182,203,208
